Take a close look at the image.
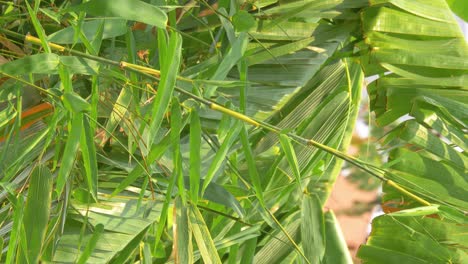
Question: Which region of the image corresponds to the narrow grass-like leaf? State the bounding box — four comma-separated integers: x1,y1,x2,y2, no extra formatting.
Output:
301,193,325,264
154,163,178,252
21,165,53,263
25,1,51,53
69,0,168,29
5,195,24,263
110,227,149,263
201,120,242,195
189,110,201,203
279,133,302,189
189,204,222,264
80,115,98,200
171,98,185,203
239,125,265,205
205,32,249,96
56,113,82,196
174,197,193,264
146,31,182,148
76,224,104,264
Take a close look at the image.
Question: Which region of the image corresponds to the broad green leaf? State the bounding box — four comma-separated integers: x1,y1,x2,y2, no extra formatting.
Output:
76,224,104,264
62,92,91,113
0,54,59,75
370,0,455,22
174,197,193,264
301,193,325,264
446,0,468,21
59,56,100,75
188,204,222,264
48,19,127,44
254,213,302,264
323,211,353,264
232,10,256,32
0,54,99,75
20,165,53,263
358,215,468,263
69,0,168,29
362,6,461,37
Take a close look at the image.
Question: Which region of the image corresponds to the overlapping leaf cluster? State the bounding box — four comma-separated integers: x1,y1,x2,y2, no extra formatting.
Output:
0,0,466,263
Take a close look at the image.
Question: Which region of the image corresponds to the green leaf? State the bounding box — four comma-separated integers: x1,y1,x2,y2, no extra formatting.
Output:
232,10,256,32
446,0,468,21
301,193,325,264
56,113,83,196
358,215,468,263
201,120,242,195
323,211,353,264
184,177,244,218
69,0,168,29
59,56,100,75
145,31,182,149
21,165,53,263
80,115,98,200
279,133,302,189
5,196,25,263
189,110,201,203
62,92,91,113
48,19,127,44
174,197,193,264
205,33,249,96
76,224,104,264
189,204,222,264
0,53,60,75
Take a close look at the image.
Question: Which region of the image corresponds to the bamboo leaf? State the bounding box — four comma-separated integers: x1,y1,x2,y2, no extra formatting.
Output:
189,204,222,264
21,165,53,263
56,113,82,196
69,0,168,29
76,224,104,264
80,115,98,200
48,19,127,44
174,197,193,264
189,110,201,203
279,133,302,188
322,211,353,264
301,193,325,264
145,31,182,149
201,120,242,195
0,53,59,75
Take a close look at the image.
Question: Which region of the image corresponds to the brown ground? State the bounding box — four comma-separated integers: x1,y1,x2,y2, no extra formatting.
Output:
325,175,379,262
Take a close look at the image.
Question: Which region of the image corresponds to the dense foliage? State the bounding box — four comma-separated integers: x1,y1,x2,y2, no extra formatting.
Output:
0,0,466,263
